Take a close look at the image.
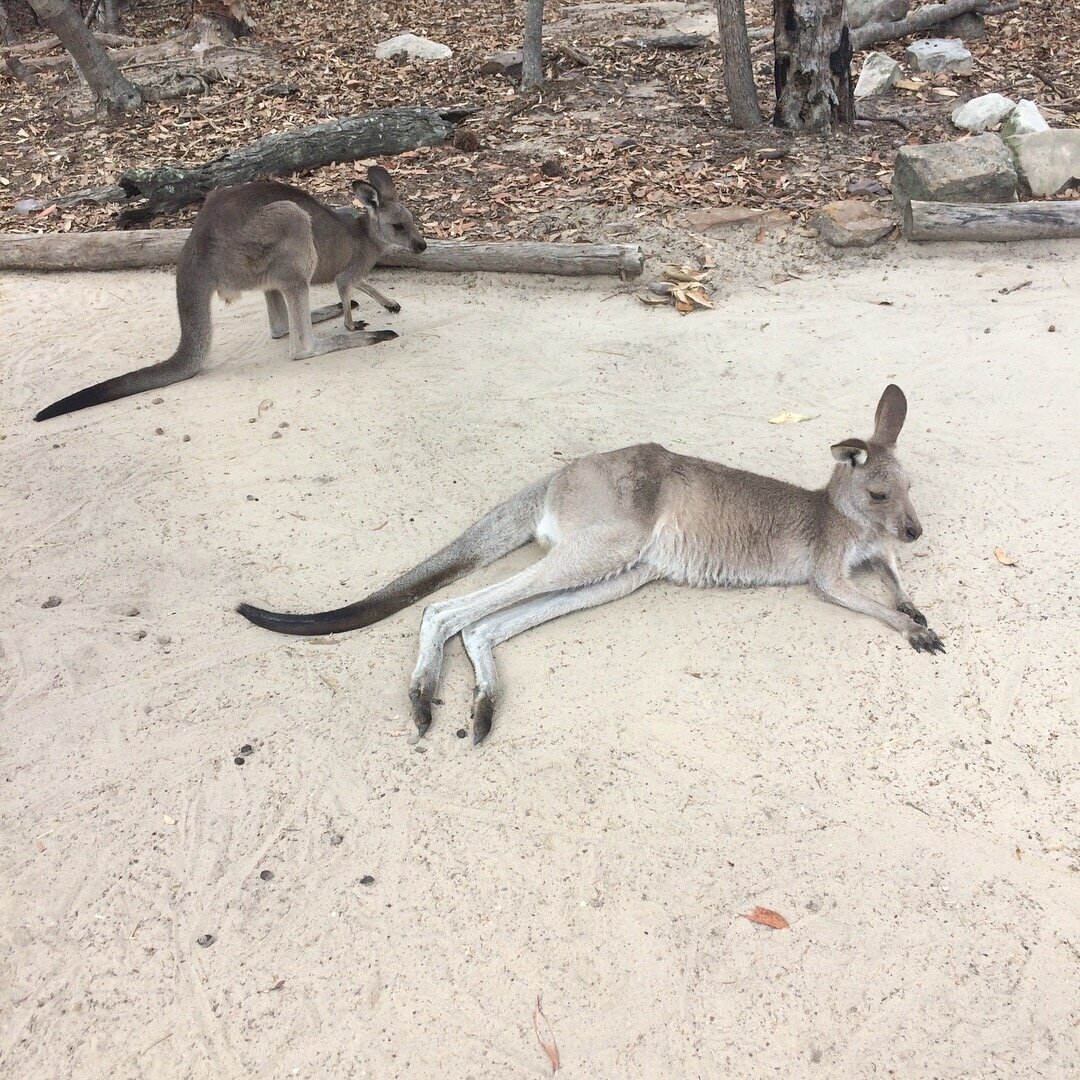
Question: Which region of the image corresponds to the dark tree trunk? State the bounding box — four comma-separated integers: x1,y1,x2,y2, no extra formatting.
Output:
773,0,853,133
100,0,119,34
1,0,35,82
522,0,544,89
26,0,141,111
716,0,762,129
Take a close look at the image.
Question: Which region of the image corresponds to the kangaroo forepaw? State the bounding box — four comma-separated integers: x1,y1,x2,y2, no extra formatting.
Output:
908,626,946,655
898,602,928,627
410,684,433,737
471,689,494,745
385,300,401,314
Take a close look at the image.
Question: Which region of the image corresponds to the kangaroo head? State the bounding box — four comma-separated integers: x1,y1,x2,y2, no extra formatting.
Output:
350,165,427,254
829,384,922,543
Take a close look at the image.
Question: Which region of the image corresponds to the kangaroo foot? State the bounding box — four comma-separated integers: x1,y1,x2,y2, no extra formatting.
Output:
898,602,927,627
908,626,945,655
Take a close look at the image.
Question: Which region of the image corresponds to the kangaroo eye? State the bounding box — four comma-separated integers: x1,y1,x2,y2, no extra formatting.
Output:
393,223,406,231
869,492,888,502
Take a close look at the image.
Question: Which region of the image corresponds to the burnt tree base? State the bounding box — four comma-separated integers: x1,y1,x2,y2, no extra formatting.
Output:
773,0,854,133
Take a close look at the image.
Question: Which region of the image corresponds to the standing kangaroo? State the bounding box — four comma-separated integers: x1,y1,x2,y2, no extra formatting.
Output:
237,385,944,744
34,166,425,421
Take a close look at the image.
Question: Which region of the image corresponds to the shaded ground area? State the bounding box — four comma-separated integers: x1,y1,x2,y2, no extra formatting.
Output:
1,240,1078,1077
1,0,1078,245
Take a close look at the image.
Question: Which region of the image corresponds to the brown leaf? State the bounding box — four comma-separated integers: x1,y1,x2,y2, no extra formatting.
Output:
742,906,789,930
661,263,706,284
994,547,1018,566
533,995,560,1073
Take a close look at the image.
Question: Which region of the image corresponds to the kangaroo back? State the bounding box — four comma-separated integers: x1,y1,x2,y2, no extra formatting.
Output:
237,477,552,635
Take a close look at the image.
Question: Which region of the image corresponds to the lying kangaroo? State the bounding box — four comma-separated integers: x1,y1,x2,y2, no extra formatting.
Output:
237,385,944,744
34,166,425,421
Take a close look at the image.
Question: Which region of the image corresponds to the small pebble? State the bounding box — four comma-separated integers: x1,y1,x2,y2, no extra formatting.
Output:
360,875,375,886
154,427,164,436
196,934,215,948
240,743,253,754
1048,324,1056,333
132,629,147,641
152,397,164,404
279,421,289,429
156,634,171,646
259,870,274,881
124,606,140,617
246,494,258,501
234,756,245,766
414,744,427,754
270,430,282,439
456,728,467,739
182,434,191,442
329,833,344,846
41,595,62,609
248,417,257,424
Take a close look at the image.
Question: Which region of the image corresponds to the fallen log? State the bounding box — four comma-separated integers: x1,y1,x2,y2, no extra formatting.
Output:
0,231,645,278
0,29,136,54
113,106,461,224
904,200,1080,242
853,0,1018,50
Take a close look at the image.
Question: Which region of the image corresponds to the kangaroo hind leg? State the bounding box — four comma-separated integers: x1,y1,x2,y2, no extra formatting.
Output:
461,564,658,744
410,537,642,738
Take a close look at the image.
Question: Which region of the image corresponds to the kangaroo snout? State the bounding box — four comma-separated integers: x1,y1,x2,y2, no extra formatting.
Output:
903,518,922,542
413,238,428,253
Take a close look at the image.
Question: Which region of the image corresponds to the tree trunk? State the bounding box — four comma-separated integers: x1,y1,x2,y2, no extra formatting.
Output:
100,0,118,34
0,0,36,82
904,200,1080,242
522,0,544,89
773,0,853,133
716,0,762,129
852,0,1018,50
0,231,647,278
26,0,141,111
114,107,459,223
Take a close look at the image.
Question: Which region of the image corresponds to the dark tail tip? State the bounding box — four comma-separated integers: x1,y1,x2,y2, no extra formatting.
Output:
235,600,370,636
35,400,70,422
34,384,111,422
371,330,398,343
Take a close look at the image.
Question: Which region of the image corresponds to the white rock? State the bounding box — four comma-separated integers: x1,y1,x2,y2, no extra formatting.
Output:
1005,130,1080,197
1002,99,1049,139
855,52,902,99
951,93,1015,133
375,34,452,61
905,38,973,75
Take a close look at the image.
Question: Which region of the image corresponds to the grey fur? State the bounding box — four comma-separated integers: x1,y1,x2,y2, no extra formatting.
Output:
34,166,425,421
237,385,944,743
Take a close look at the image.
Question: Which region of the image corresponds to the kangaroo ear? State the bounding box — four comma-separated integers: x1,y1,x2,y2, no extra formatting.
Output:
873,384,907,446
365,165,395,199
350,180,380,214
832,438,869,466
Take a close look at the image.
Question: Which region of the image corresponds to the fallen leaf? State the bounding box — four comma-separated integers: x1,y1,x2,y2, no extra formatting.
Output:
894,78,924,91
370,520,388,531
34,838,46,853
994,547,1018,566
163,814,176,826
932,87,959,97
1015,847,1022,860
769,412,817,425
533,995,560,1073
320,673,341,693
661,263,706,284
270,978,285,991
742,906,790,930
257,398,274,417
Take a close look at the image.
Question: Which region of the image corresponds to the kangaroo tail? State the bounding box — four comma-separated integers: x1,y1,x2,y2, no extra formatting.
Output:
236,476,553,636
34,260,213,422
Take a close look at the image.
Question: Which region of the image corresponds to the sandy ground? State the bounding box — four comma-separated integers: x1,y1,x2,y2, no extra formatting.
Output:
2,241,1079,1079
